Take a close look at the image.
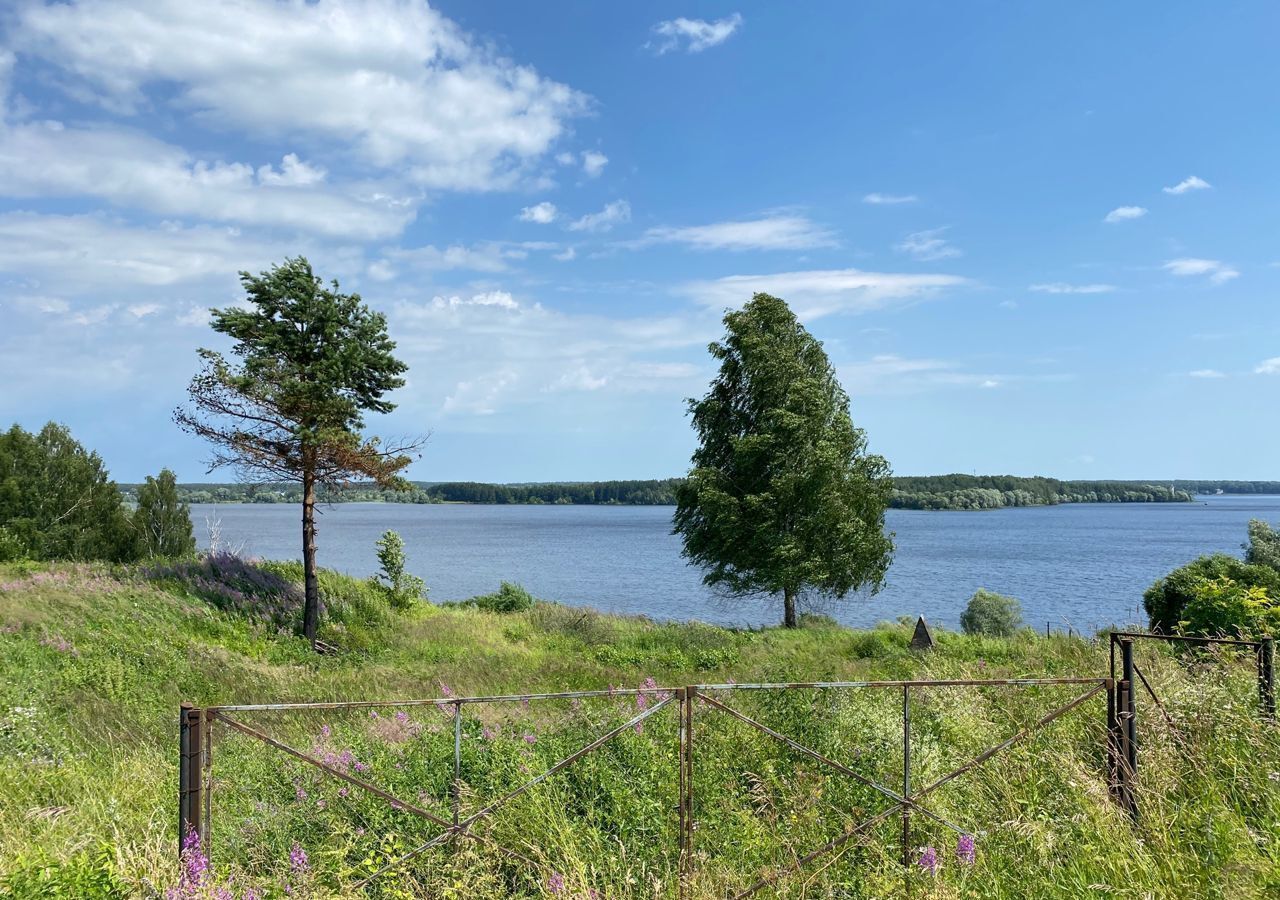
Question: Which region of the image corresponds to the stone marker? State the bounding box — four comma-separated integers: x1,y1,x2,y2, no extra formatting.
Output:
910,616,935,651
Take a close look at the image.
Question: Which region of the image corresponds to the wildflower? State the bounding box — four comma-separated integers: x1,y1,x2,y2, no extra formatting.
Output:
369,710,380,720
338,786,349,799
957,833,976,864
319,724,331,739
523,732,537,745
481,726,496,741
546,871,566,894
917,845,938,875
439,682,453,697
289,843,309,872
395,710,410,725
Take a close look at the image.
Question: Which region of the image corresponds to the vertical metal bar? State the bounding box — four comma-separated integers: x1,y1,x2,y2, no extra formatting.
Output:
1105,676,1117,799
201,709,212,852
901,684,911,867
178,703,200,853
675,687,687,899
1260,638,1275,721
1120,637,1138,823
452,700,462,834
685,686,696,863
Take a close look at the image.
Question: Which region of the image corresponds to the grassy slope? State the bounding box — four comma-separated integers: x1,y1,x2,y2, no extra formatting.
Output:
1,561,1278,898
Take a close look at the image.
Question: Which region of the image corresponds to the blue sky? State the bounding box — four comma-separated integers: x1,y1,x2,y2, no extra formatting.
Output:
1,1,1277,483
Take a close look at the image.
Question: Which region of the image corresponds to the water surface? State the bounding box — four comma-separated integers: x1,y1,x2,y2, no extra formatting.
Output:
190,495,1280,631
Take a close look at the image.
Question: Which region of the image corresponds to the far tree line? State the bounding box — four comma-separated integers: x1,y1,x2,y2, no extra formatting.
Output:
111,475,1271,508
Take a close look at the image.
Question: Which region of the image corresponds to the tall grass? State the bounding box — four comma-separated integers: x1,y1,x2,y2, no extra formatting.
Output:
1,559,1278,897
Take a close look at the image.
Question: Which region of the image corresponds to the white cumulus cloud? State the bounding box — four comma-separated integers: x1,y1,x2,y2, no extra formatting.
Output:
862,193,917,205
1163,175,1212,195
519,202,558,224
1164,258,1239,284
568,200,631,233
581,151,608,178
649,13,743,54
1256,358,1280,375
1104,206,1147,223
894,227,961,261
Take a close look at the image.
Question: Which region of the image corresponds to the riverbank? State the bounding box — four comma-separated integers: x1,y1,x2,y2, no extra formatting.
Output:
1,559,1278,897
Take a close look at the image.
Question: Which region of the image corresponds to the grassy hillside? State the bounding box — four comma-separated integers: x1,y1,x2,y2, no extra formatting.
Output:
1,560,1278,897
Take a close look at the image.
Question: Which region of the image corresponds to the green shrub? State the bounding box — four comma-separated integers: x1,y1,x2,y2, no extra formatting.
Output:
1246,519,1280,572
1180,575,1280,637
0,847,127,899
1144,554,1280,632
464,581,537,613
374,529,426,609
960,588,1023,637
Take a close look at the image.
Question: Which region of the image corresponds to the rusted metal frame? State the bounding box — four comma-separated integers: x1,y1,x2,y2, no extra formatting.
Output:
452,700,462,836
1119,638,1138,824
1259,638,1275,720
178,704,204,852
901,684,911,868
696,692,966,835
911,681,1109,801
676,688,688,899
684,686,696,865
365,696,678,887
206,687,662,714
695,677,1105,691
202,710,213,853
730,802,905,900
1110,630,1261,649
210,712,456,832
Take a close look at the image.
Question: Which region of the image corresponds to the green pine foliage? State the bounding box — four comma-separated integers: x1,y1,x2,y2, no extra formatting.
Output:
674,293,894,627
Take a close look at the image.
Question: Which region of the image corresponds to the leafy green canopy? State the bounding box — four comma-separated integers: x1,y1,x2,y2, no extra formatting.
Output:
1144,553,1280,633
674,293,894,626
960,588,1024,637
132,468,195,559
0,422,136,562
176,257,418,488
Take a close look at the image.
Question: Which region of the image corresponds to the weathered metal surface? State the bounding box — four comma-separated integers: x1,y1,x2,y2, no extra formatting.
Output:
695,677,1105,691
910,616,935,651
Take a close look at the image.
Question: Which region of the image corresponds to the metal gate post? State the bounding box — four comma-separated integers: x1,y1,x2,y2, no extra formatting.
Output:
452,700,462,837
1119,638,1138,823
901,684,911,867
1259,637,1275,721
179,703,205,852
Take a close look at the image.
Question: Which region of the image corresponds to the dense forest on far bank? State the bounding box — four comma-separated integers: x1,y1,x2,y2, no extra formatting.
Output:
116,475,1280,509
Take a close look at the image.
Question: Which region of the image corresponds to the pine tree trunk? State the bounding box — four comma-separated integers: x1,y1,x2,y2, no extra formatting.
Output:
301,468,320,649
783,587,798,628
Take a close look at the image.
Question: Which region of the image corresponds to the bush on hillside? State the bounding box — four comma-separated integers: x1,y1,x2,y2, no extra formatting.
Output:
1179,575,1280,638
1144,553,1280,632
1245,519,1280,572
374,529,425,609
960,588,1023,637
462,581,537,613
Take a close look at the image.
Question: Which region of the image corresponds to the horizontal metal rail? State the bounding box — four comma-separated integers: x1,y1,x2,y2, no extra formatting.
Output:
695,677,1107,691
206,687,661,714
1110,631,1261,649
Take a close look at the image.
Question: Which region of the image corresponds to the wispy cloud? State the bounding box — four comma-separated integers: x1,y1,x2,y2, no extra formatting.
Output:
1256,358,1280,375
863,192,917,205
581,151,608,178
1104,206,1147,223
1029,282,1116,294
681,268,967,320
649,13,743,54
519,202,558,224
894,227,961,261
1164,257,1239,284
1163,175,1212,195
635,214,837,251
1189,369,1225,378
567,200,631,233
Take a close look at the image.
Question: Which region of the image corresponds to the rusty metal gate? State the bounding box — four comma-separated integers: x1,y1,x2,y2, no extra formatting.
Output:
181,675,1121,896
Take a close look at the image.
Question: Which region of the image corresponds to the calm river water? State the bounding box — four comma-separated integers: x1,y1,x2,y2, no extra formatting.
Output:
189,495,1280,631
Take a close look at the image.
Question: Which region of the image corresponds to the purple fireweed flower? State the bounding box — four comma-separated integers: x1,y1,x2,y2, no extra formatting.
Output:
523,732,537,745
957,833,976,864
395,710,410,725
369,710,379,719
338,786,349,799
546,871,566,895
917,846,939,875
289,843,309,872
319,724,331,739
481,726,496,741
439,682,453,697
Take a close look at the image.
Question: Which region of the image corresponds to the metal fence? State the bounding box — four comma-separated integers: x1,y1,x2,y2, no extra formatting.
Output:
181,675,1123,897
